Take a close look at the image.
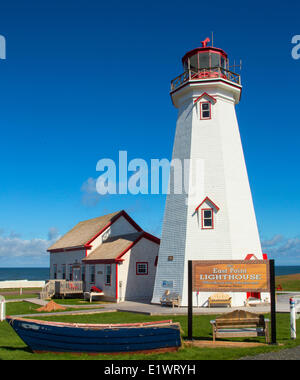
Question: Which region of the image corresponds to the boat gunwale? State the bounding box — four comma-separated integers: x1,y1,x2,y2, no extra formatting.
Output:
6,316,179,330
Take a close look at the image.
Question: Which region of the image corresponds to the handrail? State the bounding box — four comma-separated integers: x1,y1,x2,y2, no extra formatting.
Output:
170,67,241,91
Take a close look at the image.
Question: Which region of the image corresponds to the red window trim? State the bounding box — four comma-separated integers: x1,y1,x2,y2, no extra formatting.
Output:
201,208,214,229
105,263,112,286
136,262,148,275
115,263,118,300
200,101,211,120
195,196,220,213
193,92,217,104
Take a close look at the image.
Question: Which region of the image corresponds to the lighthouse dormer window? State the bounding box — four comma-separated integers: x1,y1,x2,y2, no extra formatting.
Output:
200,102,211,120
201,208,214,229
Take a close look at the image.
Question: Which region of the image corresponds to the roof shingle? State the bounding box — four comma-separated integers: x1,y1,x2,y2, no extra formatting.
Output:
47,211,122,251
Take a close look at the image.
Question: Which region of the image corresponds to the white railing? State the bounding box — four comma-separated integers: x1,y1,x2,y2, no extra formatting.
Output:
40,280,84,299
40,280,55,299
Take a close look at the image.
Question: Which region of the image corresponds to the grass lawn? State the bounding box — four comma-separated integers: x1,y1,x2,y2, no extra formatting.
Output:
1,293,40,300
1,307,300,360
0,288,41,300
5,301,102,316
276,273,300,291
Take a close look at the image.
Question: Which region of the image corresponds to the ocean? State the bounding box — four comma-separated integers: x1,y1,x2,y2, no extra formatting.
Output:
0,268,50,281
0,266,299,281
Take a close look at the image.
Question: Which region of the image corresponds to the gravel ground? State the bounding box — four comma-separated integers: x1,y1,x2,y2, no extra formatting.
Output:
240,345,300,360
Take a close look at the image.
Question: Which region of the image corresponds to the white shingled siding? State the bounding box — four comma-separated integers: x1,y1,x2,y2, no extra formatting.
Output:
152,80,265,307
50,249,86,282
118,237,159,301
151,99,192,305
84,263,117,302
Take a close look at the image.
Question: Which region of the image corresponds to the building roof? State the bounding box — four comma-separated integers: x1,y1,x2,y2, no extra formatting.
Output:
47,210,141,252
82,232,144,263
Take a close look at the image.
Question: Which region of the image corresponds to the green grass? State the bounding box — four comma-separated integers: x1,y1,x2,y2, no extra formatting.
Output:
1,293,39,300
5,301,100,316
276,273,300,291
1,306,300,360
0,288,42,293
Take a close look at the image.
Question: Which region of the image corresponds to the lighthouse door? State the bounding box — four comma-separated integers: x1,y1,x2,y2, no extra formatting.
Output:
247,292,261,299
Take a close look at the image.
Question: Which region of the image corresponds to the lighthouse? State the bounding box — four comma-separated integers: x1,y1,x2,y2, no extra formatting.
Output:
152,39,266,307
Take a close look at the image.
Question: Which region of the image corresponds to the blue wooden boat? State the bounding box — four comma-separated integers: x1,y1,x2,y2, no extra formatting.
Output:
6,316,181,354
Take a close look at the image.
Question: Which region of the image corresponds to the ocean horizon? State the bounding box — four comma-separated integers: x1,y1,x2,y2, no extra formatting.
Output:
0,265,300,281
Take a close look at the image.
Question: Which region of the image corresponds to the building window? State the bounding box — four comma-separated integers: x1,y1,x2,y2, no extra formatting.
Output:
105,264,111,285
201,208,214,229
90,265,95,284
53,264,57,279
69,265,72,281
136,262,148,275
81,265,85,282
200,102,211,120
62,264,66,280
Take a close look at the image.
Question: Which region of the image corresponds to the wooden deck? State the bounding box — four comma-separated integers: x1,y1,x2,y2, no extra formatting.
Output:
40,280,83,299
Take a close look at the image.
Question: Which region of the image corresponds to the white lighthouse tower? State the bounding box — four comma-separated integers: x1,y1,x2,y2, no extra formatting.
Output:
152,39,265,307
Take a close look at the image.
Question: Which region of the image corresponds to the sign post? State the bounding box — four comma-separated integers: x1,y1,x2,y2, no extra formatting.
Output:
187,259,276,344
188,260,193,340
269,259,277,344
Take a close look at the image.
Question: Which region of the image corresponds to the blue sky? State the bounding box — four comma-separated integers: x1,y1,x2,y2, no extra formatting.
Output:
0,0,299,266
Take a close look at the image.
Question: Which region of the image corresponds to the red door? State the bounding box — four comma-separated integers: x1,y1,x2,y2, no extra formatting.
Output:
247,292,261,299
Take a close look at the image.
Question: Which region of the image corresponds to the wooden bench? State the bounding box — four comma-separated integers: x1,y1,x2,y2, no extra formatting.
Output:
160,291,181,308
208,293,231,308
210,310,270,344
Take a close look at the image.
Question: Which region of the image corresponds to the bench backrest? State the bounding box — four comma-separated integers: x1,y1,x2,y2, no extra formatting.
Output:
209,293,231,300
215,310,266,328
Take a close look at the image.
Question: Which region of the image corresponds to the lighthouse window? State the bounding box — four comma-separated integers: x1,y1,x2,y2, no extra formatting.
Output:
190,54,198,71
199,53,209,69
200,102,211,119
211,53,220,68
201,209,213,229
221,56,226,69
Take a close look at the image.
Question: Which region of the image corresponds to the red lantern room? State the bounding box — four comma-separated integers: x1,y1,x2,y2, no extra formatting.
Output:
171,38,241,92
182,39,228,72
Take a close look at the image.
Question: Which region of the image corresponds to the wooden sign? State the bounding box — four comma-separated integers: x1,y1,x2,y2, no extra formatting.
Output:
192,260,270,293
188,260,276,344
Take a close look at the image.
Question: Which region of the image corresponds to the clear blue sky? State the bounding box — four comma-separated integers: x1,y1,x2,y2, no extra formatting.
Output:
0,0,299,266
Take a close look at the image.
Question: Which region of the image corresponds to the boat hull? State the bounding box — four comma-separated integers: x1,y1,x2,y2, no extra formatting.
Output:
6,317,181,354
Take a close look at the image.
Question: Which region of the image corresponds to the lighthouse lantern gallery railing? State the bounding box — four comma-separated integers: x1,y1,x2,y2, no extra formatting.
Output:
187,259,277,345
170,67,241,92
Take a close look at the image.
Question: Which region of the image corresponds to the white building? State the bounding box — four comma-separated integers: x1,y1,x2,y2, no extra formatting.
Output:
152,40,267,307
48,210,160,302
